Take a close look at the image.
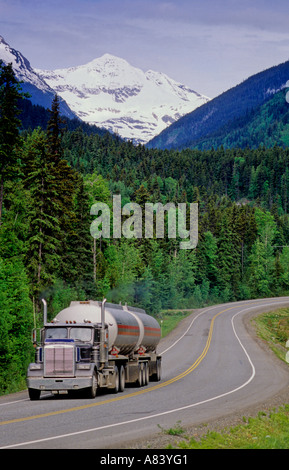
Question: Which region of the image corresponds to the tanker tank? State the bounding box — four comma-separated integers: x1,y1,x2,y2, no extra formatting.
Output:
53,301,161,356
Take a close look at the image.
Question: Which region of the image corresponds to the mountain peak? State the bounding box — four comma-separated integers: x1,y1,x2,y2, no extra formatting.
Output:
0,35,8,45
0,35,32,73
0,36,209,143
86,53,128,67
0,35,76,119
100,53,126,61
83,53,144,85
37,55,209,143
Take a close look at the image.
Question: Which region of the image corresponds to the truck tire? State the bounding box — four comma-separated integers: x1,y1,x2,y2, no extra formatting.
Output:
113,366,119,393
28,388,41,401
144,362,149,385
119,365,125,392
87,371,98,398
156,359,161,381
151,359,161,382
137,363,143,387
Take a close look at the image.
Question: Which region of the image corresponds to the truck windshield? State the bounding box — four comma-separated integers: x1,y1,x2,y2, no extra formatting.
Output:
45,327,92,342
46,328,68,339
70,328,92,342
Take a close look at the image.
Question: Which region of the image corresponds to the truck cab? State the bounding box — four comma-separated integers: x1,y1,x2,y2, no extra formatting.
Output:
27,322,105,400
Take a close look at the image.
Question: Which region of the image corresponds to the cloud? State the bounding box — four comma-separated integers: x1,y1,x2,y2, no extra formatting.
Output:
1,0,289,97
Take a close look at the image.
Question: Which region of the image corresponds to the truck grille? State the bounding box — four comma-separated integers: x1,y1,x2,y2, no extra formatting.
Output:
44,344,75,377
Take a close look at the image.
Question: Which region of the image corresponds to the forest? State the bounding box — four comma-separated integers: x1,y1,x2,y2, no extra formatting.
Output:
1,61,289,394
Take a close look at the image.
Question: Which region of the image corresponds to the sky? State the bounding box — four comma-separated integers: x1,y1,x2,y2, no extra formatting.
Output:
1,0,289,98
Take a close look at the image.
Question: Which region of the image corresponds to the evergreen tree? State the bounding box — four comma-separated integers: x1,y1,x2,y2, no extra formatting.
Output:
216,213,240,298
248,236,275,297
63,174,94,292
0,61,27,225
279,246,289,290
0,255,33,393
23,129,62,299
197,230,218,286
47,94,65,162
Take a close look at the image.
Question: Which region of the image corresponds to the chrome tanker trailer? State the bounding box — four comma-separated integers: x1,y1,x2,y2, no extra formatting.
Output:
27,299,162,400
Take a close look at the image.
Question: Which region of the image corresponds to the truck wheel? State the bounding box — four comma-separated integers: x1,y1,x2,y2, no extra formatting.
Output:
113,366,119,393
28,388,41,401
85,372,98,398
144,362,149,385
119,365,125,392
151,359,161,382
88,371,98,398
156,359,161,381
137,363,143,387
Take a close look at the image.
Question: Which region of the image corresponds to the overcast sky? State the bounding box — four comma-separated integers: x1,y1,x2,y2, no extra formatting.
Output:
1,0,289,97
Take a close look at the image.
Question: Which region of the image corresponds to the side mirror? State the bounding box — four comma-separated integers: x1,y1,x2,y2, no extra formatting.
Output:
32,328,42,346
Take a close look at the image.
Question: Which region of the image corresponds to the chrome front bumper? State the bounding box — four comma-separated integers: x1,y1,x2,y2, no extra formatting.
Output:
26,376,93,391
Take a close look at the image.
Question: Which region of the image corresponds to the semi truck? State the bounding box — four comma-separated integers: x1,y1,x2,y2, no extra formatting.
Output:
27,299,162,400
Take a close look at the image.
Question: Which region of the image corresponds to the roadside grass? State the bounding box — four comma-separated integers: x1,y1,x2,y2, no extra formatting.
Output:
159,306,289,449
158,309,193,338
168,405,289,449
253,307,289,364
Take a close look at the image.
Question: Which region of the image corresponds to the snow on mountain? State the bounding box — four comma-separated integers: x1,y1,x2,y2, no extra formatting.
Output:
0,35,48,90
0,35,209,143
36,54,210,144
0,35,76,119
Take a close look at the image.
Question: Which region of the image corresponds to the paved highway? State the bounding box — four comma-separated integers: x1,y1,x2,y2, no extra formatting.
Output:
1,297,289,449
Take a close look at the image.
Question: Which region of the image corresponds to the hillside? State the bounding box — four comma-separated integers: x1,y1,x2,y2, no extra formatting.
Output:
188,89,289,150
18,98,121,140
147,60,289,150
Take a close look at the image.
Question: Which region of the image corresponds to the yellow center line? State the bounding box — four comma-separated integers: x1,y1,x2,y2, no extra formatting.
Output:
0,305,231,427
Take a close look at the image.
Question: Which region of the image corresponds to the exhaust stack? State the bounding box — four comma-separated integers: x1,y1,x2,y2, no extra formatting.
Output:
101,298,106,329
100,298,107,366
42,299,47,325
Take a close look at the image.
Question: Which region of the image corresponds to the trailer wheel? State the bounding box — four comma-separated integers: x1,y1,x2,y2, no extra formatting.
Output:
137,363,143,387
28,388,41,401
144,362,149,385
113,366,119,393
151,359,161,382
119,365,125,392
156,359,161,381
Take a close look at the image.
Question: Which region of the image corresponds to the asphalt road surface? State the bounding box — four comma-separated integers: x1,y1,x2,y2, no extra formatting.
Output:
1,297,289,449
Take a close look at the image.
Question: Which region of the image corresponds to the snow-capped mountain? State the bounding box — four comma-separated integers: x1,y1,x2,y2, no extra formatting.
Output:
0,35,209,143
0,35,76,119
36,54,209,143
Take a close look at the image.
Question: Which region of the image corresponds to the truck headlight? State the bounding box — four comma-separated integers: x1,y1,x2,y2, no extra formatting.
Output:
29,364,42,370
77,364,91,370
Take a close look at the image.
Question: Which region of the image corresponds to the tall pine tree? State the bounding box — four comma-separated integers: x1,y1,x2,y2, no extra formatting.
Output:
0,61,27,225
23,97,76,304
23,129,62,298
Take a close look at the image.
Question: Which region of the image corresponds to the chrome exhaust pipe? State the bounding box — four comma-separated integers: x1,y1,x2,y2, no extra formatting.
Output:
101,298,106,329
100,298,107,366
42,298,47,325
